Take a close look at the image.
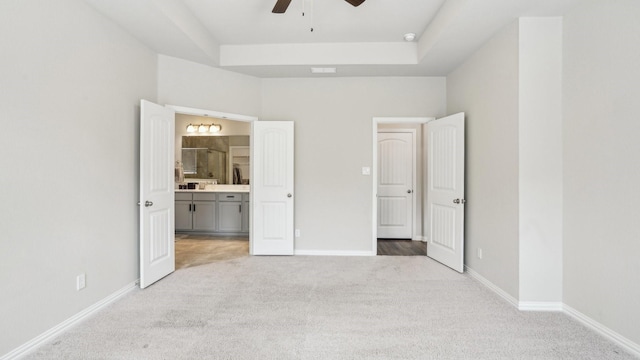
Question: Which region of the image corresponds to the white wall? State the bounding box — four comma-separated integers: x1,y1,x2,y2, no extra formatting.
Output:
518,18,563,303
157,55,261,117
261,77,446,253
563,0,640,345
0,0,157,356
447,17,564,305
447,21,521,299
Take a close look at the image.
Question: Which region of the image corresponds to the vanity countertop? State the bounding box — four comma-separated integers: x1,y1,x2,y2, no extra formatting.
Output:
175,185,250,193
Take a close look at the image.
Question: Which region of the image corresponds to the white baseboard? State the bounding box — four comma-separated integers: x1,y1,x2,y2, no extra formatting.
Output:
518,301,563,312
1,280,139,360
412,236,425,241
465,266,640,358
564,304,640,358
294,250,375,256
464,265,519,308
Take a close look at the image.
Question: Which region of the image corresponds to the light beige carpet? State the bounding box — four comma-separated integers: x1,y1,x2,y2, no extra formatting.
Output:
25,256,636,359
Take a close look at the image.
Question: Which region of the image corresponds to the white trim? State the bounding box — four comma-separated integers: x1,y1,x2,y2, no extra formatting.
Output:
1,280,139,360
166,105,258,122
372,116,434,255
467,266,640,357
518,302,563,312
294,250,375,257
464,265,519,308
564,304,640,358
412,236,425,241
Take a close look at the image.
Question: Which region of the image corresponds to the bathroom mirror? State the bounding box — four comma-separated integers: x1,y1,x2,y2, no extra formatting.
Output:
181,136,249,184
181,147,227,180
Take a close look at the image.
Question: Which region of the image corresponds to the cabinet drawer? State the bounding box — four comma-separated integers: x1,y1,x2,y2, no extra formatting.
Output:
193,193,216,201
219,193,242,201
175,192,192,201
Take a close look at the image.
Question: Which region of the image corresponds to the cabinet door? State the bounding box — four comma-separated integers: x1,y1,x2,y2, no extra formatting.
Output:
175,200,193,231
218,201,243,232
192,201,217,231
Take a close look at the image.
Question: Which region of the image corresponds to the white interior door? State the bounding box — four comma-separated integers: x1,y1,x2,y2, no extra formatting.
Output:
251,121,294,255
140,100,175,288
426,113,465,273
377,132,414,239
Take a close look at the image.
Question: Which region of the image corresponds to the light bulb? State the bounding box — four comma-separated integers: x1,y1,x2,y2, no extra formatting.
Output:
186,124,195,133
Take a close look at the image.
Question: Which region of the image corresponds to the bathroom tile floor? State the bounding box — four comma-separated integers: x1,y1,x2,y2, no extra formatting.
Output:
175,233,249,269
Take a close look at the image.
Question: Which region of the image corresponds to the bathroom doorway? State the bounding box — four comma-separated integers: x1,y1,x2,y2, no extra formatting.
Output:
173,107,254,269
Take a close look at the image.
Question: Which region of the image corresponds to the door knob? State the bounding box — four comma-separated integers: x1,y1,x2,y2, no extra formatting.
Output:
287,193,292,198
453,199,460,204
145,201,153,207
407,189,413,194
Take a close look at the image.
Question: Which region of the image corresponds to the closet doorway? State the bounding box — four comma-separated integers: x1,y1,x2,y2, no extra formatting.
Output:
371,114,467,272
373,117,430,257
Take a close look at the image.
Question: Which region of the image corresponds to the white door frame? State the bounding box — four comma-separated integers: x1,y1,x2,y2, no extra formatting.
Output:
372,117,434,254
167,104,258,250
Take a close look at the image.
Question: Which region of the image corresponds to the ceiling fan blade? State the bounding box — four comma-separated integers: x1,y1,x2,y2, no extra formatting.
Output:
344,0,365,7
272,0,292,13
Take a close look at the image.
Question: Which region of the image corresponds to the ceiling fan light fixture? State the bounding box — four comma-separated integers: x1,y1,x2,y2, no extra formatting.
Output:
404,33,416,42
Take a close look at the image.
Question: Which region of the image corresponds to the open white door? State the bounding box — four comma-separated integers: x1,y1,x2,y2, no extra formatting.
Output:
426,113,465,273
377,132,414,239
251,121,294,255
140,100,175,288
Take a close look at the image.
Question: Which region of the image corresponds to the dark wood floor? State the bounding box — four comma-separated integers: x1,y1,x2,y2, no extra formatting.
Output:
377,239,427,256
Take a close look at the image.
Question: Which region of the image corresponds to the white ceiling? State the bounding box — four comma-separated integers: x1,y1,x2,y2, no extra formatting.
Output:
85,0,582,78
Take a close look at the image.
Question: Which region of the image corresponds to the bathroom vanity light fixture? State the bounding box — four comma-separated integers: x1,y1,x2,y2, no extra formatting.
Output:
186,123,222,133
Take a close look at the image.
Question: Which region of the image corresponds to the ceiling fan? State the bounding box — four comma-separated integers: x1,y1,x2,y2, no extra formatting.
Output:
272,0,365,13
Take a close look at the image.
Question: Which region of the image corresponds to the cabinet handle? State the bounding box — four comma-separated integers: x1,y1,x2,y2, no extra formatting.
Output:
188,204,192,212
193,204,196,212
239,204,242,213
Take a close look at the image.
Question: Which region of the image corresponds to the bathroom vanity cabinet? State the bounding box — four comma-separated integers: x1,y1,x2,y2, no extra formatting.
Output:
217,193,243,232
175,191,249,235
